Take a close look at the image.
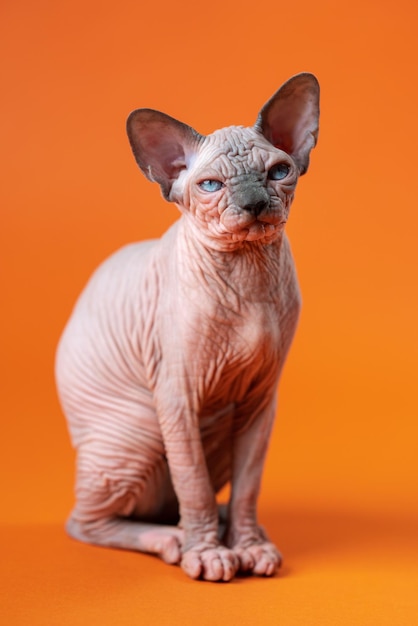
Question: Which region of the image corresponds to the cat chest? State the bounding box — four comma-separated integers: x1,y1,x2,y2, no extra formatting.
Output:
184,302,291,406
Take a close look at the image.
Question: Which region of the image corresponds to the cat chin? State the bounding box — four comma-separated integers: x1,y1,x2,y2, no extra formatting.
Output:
242,221,280,242
231,220,286,245
219,223,284,247
204,219,285,250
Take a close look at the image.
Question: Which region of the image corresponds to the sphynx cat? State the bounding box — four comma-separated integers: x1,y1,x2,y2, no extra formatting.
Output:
55,73,320,582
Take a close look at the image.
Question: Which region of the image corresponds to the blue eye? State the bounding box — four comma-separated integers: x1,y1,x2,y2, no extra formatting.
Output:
198,179,224,192
268,163,290,181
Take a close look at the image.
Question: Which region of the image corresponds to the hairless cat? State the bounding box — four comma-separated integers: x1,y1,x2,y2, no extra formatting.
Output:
55,73,320,582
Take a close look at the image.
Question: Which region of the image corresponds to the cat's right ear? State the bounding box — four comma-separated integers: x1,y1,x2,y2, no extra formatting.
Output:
127,109,203,200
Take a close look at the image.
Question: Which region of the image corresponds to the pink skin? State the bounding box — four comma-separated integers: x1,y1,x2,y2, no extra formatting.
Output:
55,73,319,581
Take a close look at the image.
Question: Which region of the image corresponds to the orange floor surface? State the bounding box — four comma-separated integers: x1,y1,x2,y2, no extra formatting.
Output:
1,0,418,624
1,507,417,626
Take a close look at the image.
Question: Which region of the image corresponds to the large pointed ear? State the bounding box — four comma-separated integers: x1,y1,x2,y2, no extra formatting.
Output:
255,73,320,175
126,109,203,199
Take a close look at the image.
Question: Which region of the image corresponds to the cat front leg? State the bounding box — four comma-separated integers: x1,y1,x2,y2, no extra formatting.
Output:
226,399,282,576
156,394,239,581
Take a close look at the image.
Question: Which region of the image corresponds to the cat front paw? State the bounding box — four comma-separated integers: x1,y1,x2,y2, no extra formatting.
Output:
181,544,239,581
233,539,282,576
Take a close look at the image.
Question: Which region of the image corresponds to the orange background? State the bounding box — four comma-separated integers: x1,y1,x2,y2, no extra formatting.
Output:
1,0,417,624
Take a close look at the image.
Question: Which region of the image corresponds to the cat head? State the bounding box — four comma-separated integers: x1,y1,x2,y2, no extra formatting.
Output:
127,73,319,248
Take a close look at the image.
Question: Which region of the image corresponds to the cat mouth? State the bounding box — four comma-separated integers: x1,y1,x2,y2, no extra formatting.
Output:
241,219,286,242
220,206,285,232
217,219,286,244
220,211,286,241
208,217,287,247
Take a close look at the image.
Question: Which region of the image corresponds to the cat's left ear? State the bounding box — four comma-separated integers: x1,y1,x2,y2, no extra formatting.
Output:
255,73,320,175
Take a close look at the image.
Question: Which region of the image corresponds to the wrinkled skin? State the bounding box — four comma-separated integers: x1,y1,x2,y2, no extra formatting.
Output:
55,73,320,581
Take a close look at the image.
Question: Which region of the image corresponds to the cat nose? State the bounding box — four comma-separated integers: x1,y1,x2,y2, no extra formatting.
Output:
232,175,270,216
242,199,269,216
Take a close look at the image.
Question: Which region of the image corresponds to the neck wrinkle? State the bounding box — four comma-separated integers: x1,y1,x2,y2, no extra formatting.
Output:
175,216,285,306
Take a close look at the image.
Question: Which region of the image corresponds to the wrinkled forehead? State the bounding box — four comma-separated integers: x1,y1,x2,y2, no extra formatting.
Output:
192,126,281,175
